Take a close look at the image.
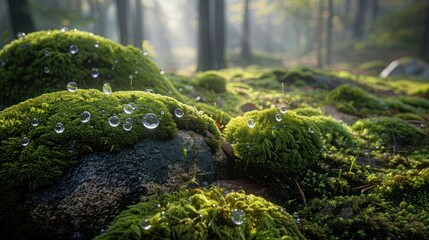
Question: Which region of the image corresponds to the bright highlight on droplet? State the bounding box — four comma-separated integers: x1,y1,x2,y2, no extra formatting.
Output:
123,103,134,114
231,209,245,225
141,219,151,230
80,111,91,123
142,113,159,129
247,118,256,128
160,67,165,74
43,67,50,74
275,113,282,122
279,106,288,114
21,137,29,146
109,116,120,127
174,108,184,118
103,83,112,95
31,118,39,127
54,122,65,133
123,122,133,131
69,45,79,54
91,68,99,78
67,82,78,92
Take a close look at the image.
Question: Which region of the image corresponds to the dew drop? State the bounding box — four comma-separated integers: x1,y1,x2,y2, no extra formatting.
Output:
144,89,155,94
275,113,282,122
293,212,301,224
67,82,78,92
279,106,288,114
103,83,112,95
69,45,79,54
61,26,69,32
109,116,120,127
364,149,369,156
125,117,133,124
43,67,50,74
141,219,151,231
123,122,133,131
80,111,91,123
123,103,134,114
327,151,333,157
231,209,245,225
31,118,39,127
160,67,165,74
178,87,183,92
308,127,314,134
21,137,29,146
91,68,100,78
17,32,25,39
142,113,159,129
94,42,100,48
174,108,184,118
54,123,65,133
44,50,49,56
247,118,256,128
142,49,148,55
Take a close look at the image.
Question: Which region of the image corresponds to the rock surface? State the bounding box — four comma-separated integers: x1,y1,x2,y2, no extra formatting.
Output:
380,57,429,78
24,130,225,240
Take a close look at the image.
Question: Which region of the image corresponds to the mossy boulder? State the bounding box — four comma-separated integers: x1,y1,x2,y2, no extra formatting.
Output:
351,116,427,147
328,85,387,115
224,108,323,177
0,89,220,239
0,30,183,109
195,71,227,93
95,187,305,240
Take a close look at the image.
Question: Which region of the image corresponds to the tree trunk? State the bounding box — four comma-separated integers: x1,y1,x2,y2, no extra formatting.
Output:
316,0,324,68
214,0,226,69
326,0,333,65
197,0,213,71
369,0,378,34
241,0,251,64
352,0,368,39
422,4,429,58
133,0,144,48
7,0,35,37
116,0,128,45
342,0,351,38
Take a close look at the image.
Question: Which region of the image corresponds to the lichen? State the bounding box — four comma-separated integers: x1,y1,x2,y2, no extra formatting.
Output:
224,108,323,177
0,30,183,109
95,187,305,240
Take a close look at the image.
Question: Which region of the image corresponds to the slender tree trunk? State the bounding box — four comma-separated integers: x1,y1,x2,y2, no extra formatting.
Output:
116,0,128,45
342,0,351,38
422,4,429,58
133,0,144,48
214,0,226,69
316,0,324,68
241,0,251,64
197,0,213,71
326,0,333,65
7,0,35,37
353,0,368,39
369,0,378,34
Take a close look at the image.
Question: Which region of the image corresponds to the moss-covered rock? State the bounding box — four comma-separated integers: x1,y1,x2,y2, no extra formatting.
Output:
195,71,227,93
224,108,323,177
0,89,220,239
95,187,305,240
328,85,387,115
351,116,427,147
0,30,183,109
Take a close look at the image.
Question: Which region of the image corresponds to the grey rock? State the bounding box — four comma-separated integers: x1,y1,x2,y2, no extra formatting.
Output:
24,130,225,240
380,57,429,79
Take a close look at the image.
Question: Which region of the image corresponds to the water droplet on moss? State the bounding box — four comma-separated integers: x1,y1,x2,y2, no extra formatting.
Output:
308,127,314,134
103,83,112,95
17,32,25,39
144,89,155,94
231,209,245,225
69,45,79,54
364,149,369,156
160,67,165,74
275,113,282,122
123,122,133,131
94,42,100,48
21,137,29,146
61,27,68,32
174,108,184,118
31,118,39,127
141,219,151,230
80,111,91,123
327,151,333,157
123,104,134,114
54,123,65,133
44,50,49,56
142,49,148,55
247,118,256,128
67,82,78,92
109,116,120,127
279,106,288,114
91,68,100,78
43,67,50,74
142,113,159,129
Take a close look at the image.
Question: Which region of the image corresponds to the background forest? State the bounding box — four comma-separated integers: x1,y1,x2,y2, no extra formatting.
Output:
1,0,428,74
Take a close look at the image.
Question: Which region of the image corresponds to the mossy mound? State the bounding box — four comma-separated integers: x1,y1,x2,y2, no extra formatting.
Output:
310,115,353,147
351,116,427,147
0,30,183,109
328,85,387,115
0,89,220,238
95,187,305,240
294,107,323,117
224,108,323,177
195,71,227,93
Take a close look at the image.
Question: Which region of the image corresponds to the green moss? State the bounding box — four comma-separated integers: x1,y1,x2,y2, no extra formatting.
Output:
195,71,227,93
310,115,353,148
398,96,429,111
95,187,305,240
294,107,323,117
0,90,221,238
393,113,425,121
0,30,183,109
328,85,387,115
384,97,417,113
351,116,427,147
224,108,323,177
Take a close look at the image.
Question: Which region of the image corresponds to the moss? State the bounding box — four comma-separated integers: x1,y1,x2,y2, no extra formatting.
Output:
310,115,353,148
398,96,429,111
95,187,305,240
393,113,425,121
294,107,323,117
0,89,221,238
195,71,227,93
0,30,183,109
328,85,387,115
224,108,323,177
384,97,417,113
351,116,427,147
